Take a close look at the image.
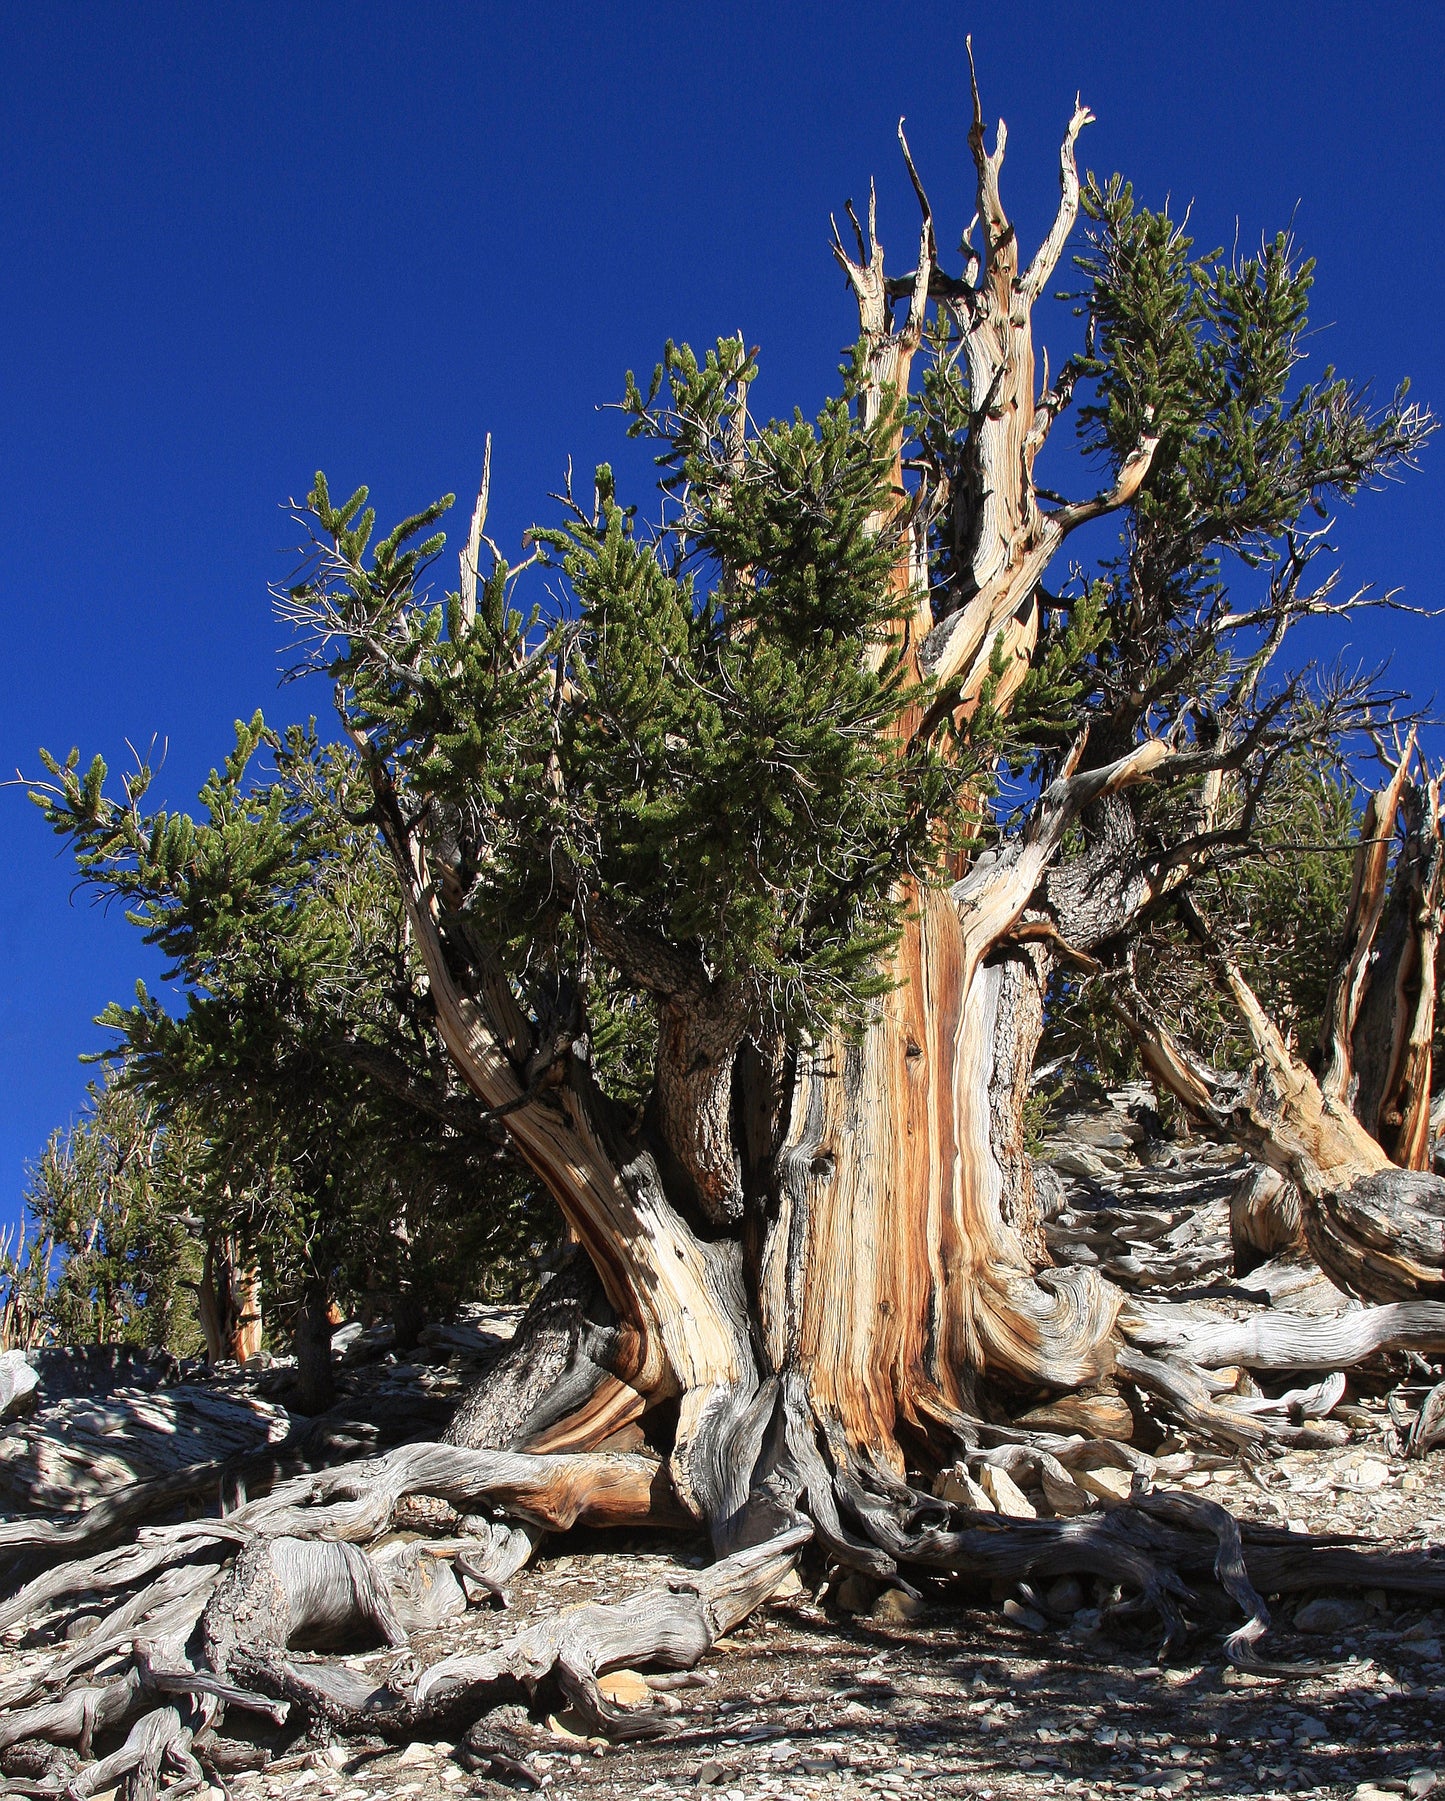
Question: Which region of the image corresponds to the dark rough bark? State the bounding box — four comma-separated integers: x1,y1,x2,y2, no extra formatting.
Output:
444,1248,628,1452
293,1281,336,1416
391,1286,426,1354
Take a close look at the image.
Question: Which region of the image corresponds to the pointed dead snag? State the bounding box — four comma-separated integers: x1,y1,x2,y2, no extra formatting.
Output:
1117,930,1445,1307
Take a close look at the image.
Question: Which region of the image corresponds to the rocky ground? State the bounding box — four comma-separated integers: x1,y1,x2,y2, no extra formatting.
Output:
3,1095,1443,1801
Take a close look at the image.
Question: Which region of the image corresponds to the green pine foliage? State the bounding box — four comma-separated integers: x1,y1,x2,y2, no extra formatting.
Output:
295,341,968,1045
29,140,1434,1307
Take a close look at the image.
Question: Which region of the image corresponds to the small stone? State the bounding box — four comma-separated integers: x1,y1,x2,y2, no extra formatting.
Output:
1076,1465,1133,1504
768,1568,804,1600
596,1669,651,1707
394,1744,437,1768
0,1352,38,1421
978,1463,1037,1518
1408,1774,1438,1800
1295,1595,1367,1634
835,1571,882,1614
936,1466,995,1511
1045,1576,1085,1615
1003,1596,1049,1633
870,1587,927,1624
696,1759,727,1788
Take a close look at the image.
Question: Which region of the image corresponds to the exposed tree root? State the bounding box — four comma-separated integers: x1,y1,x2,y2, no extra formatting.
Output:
0,1670,141,1757
1122,1296,1445,1370
67,1703,201,1801
3,1386,1444,1795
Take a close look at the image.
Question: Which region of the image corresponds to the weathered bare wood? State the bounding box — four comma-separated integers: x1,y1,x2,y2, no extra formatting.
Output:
66,1703,197,1801
1123,1297,1445,1370
197,1235,262,1367
225,1440,685,1542
0,1533,227,1638
1411,1379,1445,1455
1229,1165,1305,1275
0,1439,295,1557
1348,773,1444,1167
409,1525,811,1735
1117,962,1445,1304
201,1537,410,1672
0,1669,140,1756
133,1641,291,1726
1319,740,1419,1107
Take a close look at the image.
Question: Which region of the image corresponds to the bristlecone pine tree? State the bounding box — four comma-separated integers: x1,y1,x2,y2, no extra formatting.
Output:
9,61,1445,1766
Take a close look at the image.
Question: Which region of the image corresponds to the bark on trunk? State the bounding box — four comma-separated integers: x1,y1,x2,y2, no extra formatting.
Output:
197,1236,262,1366
293,1282,335,1417
332,77,1168,1544
445,1248,630,1452
763,895,1118,1476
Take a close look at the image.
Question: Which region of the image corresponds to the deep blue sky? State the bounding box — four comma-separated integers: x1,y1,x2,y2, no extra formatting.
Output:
3,1,1442,1214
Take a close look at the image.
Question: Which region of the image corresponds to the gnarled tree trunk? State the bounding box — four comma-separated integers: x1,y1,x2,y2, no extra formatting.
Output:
346,75,1169,1556
1319,738,1444,1170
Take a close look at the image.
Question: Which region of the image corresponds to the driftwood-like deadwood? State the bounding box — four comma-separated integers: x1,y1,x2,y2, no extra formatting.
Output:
1319,738,1445,1170
1122,1296,1445,1371
1229,1165,1306,1275
408,1525,810,1736
1118,958,1445,1305
6,1406,1445,1786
